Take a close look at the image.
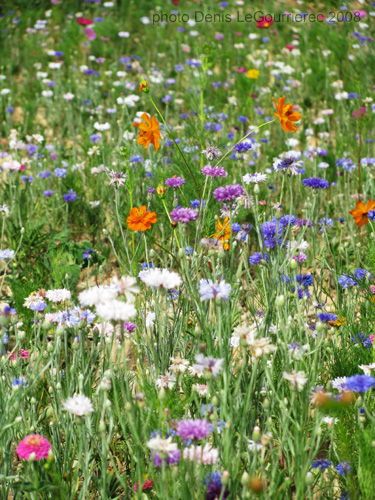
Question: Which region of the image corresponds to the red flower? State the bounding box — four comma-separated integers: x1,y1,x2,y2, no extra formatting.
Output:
285,45,295,51
256,16,274,28
76,17,93,26
133,479,153,491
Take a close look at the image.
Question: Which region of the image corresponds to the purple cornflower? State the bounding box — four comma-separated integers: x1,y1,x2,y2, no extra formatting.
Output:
44,190,54,197
165,176,185,188
170,208,199,223
345,374,375,393
302,177,329,189
124,321,136,333
205,472,229,500
176,419,211,441
152,449,181,467
63,189,79,202
296,218,313,228
201,165,228,177
233,141,252,153
213,184,244,202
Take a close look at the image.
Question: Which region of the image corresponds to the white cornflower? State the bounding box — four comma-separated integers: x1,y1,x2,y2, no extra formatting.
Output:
94,122,110,131
359,363,375,376
242,172,267,184
193,384,209,396
192,354,224,378
146,311,156,328
248,338,277,358
111,275,139,303
155,372,177,389
46,289,71,303
118,31,130,38
183,444,219,465
146,436,178,454
169,356,189,374
96,300,136,321
117,94,140,107
63,92,75,101
138,268,182,289
62,394,94,416
78,286,118,307
283,371,307,390
331,377,347,392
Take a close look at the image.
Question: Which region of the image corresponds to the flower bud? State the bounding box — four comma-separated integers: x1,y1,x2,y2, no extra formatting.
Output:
275,295,285,307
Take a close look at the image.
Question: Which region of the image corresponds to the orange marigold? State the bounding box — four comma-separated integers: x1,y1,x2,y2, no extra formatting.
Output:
349,199,375,227
127,206,157,231
273,96,301,133
132,113,162,151
212,217,231,250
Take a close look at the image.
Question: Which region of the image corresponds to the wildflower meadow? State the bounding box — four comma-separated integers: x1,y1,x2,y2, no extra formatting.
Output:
1,1,375,498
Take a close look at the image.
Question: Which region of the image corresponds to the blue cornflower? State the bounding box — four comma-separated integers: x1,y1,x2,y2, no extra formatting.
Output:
204,472,229,500
39,171,51,179
63,189,79,202
12,378,27,388
175,64,184,72
296,274,313,287
317,313,338,323
83,249,94,259
185,246,193,256
30,302,47,312
233,141,252,153
354,268,373,281
311,459,332,471
319,218,333,230
44,190,54,197
345,374,375,393
238,116,248,123
130,155,143,163
249,252,268,265
352,333,372,349
302,177,329,189
231,223,241,232
335,462,352,477
90,133,101,143
55,168,67,178
272,151,304,175
368,210,375,221
338,274,358,289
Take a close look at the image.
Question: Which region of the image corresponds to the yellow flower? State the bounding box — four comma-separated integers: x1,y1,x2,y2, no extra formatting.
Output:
247,69,260,79
212,217,231,250
329,316,346,327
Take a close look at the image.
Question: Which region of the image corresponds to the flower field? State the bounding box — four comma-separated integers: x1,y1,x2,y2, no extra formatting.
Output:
1,1,375,498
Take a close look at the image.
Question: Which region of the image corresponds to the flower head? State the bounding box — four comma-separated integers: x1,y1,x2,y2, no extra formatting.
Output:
344,374,375,393
170,208,198,224
16,435,51,461
132,113,162,151
302,177,329,189
349,199,375,227
273,96,301,133
176,419,211,441
62,394,94,417
127,206,157,231
212,217,231,250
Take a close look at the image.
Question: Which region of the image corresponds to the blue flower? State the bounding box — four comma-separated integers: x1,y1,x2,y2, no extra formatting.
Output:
302,177,329,189
317,313,337,323
296,274,313,287
54,168,67,178
83,249,94,259
63,189,79,202
311,459,332,471
335,462,352,477
249,252,268,265
353,268,373,281
345,374,375,393
352,333,372,349
337,274,358,289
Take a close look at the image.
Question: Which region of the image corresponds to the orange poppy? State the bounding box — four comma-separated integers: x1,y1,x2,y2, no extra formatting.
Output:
127,206,157,231
273,96,301,133
349,199,375,227
132,113,162,151
212,217,231,250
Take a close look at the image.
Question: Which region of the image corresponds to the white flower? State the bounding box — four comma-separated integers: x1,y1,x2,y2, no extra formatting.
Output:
283,371,307,390
146,312,155,328
78,286,118,307
111,275,140,303
94,122,110,131
96,300,136,321
331,376,347,392
2,159,22,171
242,172,267,184
123,131,135,141
42,90,53,98
183,444,219,464
118,31,130,37
169,356,189,374
146,436,177,454
62,394,94,416
359,363,375,376
155,372,177,389
0,89,10,95
140,16,151,24
248,338,277,358
138,268,182,289
192,354,224,378
323,416,338,427
63,93,75,101
193,384,209,396
117,94,140,107
46,289,71,303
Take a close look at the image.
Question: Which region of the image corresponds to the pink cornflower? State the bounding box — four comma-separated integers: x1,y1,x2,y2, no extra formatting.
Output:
16,435,51,461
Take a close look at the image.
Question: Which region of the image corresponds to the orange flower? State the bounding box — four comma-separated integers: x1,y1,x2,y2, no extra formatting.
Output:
349,199,375,227
273,96,301,133
132,113,162,151
127,206,157,231
212,217,231,250
139,79,149,93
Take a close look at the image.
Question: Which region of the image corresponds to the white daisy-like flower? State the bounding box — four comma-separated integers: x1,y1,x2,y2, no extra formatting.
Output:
146,311,156,328
169,356,189,374
78,286,118,307
63,92,75,101
193,384,209,396
155,372,177,389
111,275,139,303
62,394,94,417
359,363,375,376
94,122,110,131
331,376,347,392
138,268,182,289
146,436,177,454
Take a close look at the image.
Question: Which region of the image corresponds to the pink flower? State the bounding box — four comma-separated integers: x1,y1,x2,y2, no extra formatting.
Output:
370,334,374,344
8,349,29,361
16,435,51,461
84,28,97,41
370,285,375,294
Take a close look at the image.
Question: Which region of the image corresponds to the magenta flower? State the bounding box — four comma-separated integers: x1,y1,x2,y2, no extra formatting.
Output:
213,184,244,201
165,176,185,188
176,419,212,441
201,165,228,177
84,28,97,41
16,435,51,461
170,208,199,223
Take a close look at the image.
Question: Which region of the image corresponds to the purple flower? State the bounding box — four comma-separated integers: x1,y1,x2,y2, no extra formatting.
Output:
152,449,181,467
63,189,79,202
205,472,229,500
345,374,375,393
317,313,337,323
201,165,228,177
311,459,332,471
249,252,269,265
233,141,252,153
123,321,136,333
165,176,185,188
176,419,211,441
170,208,199,224
302,177,329,189
213,184,244,202
44,190,54,197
